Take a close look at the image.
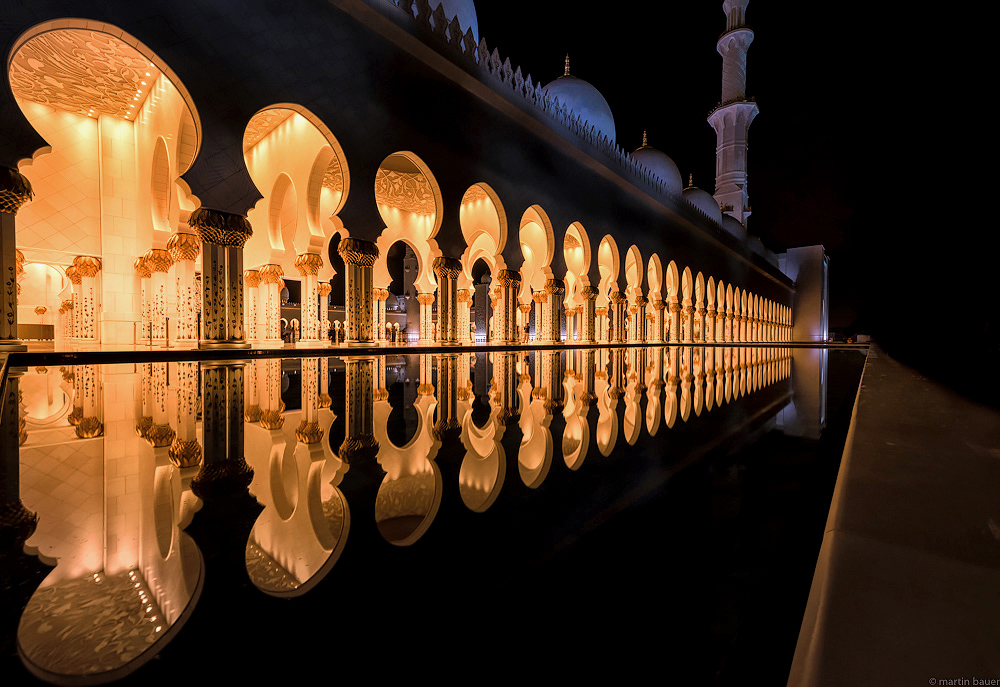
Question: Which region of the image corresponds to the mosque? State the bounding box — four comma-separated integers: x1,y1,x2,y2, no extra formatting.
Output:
0,0,827,352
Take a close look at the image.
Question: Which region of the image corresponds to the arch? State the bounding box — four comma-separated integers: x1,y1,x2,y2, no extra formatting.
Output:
563,221,592,306
665,260,680,302
374,151,443,295
647,254,664,303
244,104,349,274
624,245,644,302
596,234,621,307
517,204,555,304
150,137,171,234
267,173,297,263
459,182,507,290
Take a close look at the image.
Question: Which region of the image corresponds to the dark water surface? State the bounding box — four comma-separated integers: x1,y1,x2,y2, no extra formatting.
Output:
0,346,866,684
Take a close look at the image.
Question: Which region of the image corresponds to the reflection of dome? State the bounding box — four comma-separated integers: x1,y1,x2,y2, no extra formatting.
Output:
682,176,722,225
418,0,479,43
631,132,683,195
543,56,616,143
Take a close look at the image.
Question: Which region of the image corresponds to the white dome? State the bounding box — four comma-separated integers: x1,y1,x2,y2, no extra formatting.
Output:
422,0,479,43
683,184,723,225
631,142,683,195
722,214,747,240
543,66,616,144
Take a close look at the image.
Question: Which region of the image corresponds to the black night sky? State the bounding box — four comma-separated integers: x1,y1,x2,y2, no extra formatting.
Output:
477,2,997,402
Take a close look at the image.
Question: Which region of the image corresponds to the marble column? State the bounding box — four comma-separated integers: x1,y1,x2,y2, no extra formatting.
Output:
318,282,332,345
609,291,627,344
433,256,462,344
134,256,151,343
532,291,544,342
543,279,565,343
433,354,460,440
518,303,531,342
190,208,252,349
682,302,695,344
144,248,173,342
73,256,101,342
169,361,202,468
416,293,434,344
373,288,388,342
706,302,716,343
457,289,472,343
0,168,31,350
65,265,81,339
496,269,521,344
337,237,379,345
295,252,323,343
595,306,608,343
633,295,648,343
243,269,261,343
669,301,681,344
581,287,598,344
258,265,283,345
167,232,201,345
651,299,666,343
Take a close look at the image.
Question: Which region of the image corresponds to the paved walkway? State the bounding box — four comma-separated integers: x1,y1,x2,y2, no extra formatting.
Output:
789,346,1000,686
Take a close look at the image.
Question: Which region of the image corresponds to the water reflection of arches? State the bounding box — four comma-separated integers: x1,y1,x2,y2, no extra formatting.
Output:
458,386,506,513
517,356,552,488
373,370,442,545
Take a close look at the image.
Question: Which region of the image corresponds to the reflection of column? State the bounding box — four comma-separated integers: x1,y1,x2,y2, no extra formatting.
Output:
258,265,283,345
338,238,379,345
145,249,173,341
318,283,332,345
74,256,101,342
58,299,73,340
74,364,103,439
341,357,379,462
544,279,565,343
433,257,461,344
0,169,31,350
194,362,252,490
190,208,252,349
433,354,460,440
295,253,323,342
134,257,151,342
457,290,472,343
416,293,434,344
169,362,202,468
495,270,521,344
495,352,519,424
609,291,626,344
167,232,201,344
243,270,260,343
297,358,323,445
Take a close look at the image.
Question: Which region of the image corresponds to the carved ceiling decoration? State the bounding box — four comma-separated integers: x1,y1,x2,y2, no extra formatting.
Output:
564,233,581,249
9,29,160,119
374,168,436,215
242,108,293,150
323,158,344,192
461,185,488,204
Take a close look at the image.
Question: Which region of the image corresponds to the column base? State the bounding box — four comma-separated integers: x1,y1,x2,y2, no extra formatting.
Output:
0,340,27,351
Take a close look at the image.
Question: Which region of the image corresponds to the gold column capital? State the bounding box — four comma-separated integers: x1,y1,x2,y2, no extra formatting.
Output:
166,231,201,262
189,207,252,248
0,167,33,214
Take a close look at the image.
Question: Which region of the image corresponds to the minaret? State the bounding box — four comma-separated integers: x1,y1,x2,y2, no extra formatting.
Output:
707,0,759,226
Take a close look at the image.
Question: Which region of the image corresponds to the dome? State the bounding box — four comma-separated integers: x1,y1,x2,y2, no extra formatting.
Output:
722,214,747,240
543,57,616,144
631,133,683,195
682,177,723,225
423,0,479,43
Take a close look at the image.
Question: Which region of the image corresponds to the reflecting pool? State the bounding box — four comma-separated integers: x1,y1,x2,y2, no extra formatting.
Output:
0,345,866,684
